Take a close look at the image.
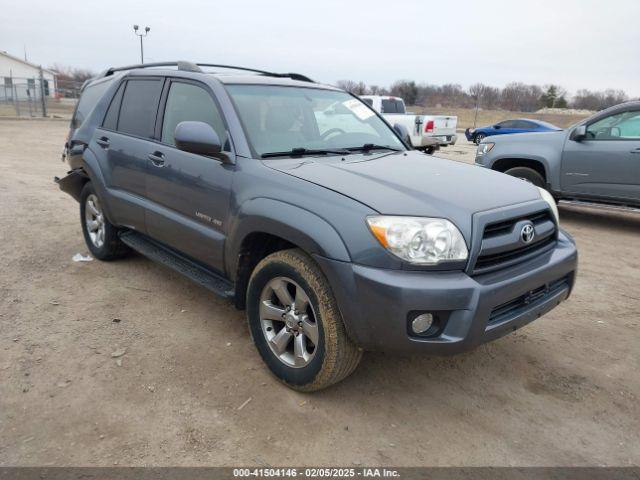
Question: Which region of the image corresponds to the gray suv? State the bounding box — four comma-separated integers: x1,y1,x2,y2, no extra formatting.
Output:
475,101,640,208
57,62,578,391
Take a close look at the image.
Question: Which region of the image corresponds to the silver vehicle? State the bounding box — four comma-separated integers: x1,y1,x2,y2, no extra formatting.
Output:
475,101,640,208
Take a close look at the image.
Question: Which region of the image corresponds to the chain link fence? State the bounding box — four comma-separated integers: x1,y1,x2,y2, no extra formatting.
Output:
1,76,81,119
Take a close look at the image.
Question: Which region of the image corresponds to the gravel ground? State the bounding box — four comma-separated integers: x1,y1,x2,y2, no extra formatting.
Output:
1,120,639,466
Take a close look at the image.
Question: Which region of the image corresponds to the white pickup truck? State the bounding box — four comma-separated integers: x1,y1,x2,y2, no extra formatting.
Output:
361,95,458,153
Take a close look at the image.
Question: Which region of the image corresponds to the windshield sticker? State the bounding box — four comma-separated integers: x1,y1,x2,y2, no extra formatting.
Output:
342,99,375,120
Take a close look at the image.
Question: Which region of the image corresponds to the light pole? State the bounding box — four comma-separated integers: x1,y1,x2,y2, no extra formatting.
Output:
133,25,150,64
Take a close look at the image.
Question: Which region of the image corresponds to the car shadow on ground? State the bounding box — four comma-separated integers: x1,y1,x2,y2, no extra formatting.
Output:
559,204,640,233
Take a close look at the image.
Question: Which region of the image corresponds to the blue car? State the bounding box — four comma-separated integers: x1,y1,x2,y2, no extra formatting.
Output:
465,118,561,145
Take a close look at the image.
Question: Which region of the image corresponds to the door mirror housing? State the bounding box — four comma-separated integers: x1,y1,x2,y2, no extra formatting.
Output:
393,123,412,148
494,125,502,130
570,125,587,142
174,121,223,156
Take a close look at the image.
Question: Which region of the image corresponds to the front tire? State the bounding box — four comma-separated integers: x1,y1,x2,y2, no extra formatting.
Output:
474,132,486,145
80,182,130,261
504,166,546,189
246,249,362,391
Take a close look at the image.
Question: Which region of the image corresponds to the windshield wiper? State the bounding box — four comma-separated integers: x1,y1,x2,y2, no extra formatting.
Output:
346,144,403,153
261,147,351,159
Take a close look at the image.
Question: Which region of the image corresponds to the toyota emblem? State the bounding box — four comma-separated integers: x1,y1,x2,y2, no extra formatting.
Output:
521,223,535,244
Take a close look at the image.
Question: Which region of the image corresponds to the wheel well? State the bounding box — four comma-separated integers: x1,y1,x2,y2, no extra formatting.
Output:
233,232,297,310
492,158,547,181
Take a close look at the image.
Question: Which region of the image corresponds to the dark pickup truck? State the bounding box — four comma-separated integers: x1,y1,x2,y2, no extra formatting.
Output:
57,62,578,391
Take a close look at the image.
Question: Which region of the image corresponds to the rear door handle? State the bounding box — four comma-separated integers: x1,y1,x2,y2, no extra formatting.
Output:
148,151,165,167
96,136,110,149
631,148,640,154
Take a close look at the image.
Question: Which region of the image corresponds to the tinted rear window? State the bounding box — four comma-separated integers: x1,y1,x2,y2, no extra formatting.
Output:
102,82,125,130
381,99,405,114
72,79,113,128
117,79,163,138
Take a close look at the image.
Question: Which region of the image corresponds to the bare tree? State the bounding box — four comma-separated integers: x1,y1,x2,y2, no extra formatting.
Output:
390,80,419,105
335,80,368,95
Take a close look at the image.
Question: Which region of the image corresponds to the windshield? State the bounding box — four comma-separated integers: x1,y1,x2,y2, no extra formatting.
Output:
226,85,405,157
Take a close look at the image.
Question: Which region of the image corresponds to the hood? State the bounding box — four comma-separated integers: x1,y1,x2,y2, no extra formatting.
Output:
263,151,541,235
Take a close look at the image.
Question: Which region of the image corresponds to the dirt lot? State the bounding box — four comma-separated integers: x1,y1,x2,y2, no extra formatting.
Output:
1,120,639,467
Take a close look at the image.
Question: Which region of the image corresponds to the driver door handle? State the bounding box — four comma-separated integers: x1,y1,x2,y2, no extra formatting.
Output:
148,151,165,167
630,148,640,154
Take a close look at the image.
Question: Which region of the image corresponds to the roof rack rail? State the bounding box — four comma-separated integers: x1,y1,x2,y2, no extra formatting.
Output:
98,61,202,78
196,63,314,83
96,61,314,83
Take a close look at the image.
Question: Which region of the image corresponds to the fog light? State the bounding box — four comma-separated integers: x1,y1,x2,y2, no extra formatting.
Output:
411,313,434,334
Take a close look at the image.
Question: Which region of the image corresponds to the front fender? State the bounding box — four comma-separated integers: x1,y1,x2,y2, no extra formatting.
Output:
225,198,351,279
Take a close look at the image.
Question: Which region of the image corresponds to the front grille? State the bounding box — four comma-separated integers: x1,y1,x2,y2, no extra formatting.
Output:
472,209,557,275
487,275,570,327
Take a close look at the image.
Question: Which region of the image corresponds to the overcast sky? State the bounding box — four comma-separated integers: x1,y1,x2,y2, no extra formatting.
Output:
2,0,639,96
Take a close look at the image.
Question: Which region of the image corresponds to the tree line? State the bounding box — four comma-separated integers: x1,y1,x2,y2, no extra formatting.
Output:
335,79,631,112
50,64,96,97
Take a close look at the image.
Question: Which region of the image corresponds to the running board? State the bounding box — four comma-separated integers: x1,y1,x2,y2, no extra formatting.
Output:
119,231,235,299
559,200,640,214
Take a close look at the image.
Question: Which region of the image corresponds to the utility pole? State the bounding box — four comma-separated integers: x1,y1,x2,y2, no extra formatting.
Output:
38,66,47,118
133,25,151,64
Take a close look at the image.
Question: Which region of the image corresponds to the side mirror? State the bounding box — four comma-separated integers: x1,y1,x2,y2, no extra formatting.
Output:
494,125,502,130
393,123,412,148
174,121,222,156
570,125,587,142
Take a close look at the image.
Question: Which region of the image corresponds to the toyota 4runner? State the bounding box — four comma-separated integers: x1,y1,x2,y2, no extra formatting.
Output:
57,62,578,391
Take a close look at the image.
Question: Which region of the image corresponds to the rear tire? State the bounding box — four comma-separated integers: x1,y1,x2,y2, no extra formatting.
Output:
504,166,546,189
80,182,130,261
246,249,362,391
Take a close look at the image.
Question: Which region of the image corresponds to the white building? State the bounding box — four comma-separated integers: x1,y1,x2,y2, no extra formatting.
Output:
0,50,57,101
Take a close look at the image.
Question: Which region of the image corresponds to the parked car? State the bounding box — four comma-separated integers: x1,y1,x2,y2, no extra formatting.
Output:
475,101,640,208
361,95,457,153
466,119,561,145
57,61,578,391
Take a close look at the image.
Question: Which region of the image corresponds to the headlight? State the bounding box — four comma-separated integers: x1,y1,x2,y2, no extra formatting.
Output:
476,142,495,156
367,216,468,265
538,187,560,226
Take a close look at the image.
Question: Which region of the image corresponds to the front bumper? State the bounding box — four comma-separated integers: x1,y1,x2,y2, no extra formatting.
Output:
315,230,577,353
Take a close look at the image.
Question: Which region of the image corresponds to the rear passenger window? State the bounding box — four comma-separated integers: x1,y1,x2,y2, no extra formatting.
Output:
102,82,125,130
161,82,227,148
117,79,163,138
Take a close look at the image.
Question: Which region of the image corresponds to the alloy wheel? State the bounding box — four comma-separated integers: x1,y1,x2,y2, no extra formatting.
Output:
259,276,319,368
84,194,105,249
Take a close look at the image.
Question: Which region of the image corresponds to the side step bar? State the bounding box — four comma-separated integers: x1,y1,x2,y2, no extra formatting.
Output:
119,231,235,299
559,200,640,214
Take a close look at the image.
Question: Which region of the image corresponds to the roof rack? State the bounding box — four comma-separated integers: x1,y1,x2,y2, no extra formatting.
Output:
97,61,314,83
196,64,314,83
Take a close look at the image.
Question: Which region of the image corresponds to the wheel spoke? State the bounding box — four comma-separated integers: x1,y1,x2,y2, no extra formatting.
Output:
300,316,319,346
272,279,294,307
294,287,310,314
270,327,292,355
87,200,99,216
260,300,285,321
87,220,99,232
293,334,310,366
